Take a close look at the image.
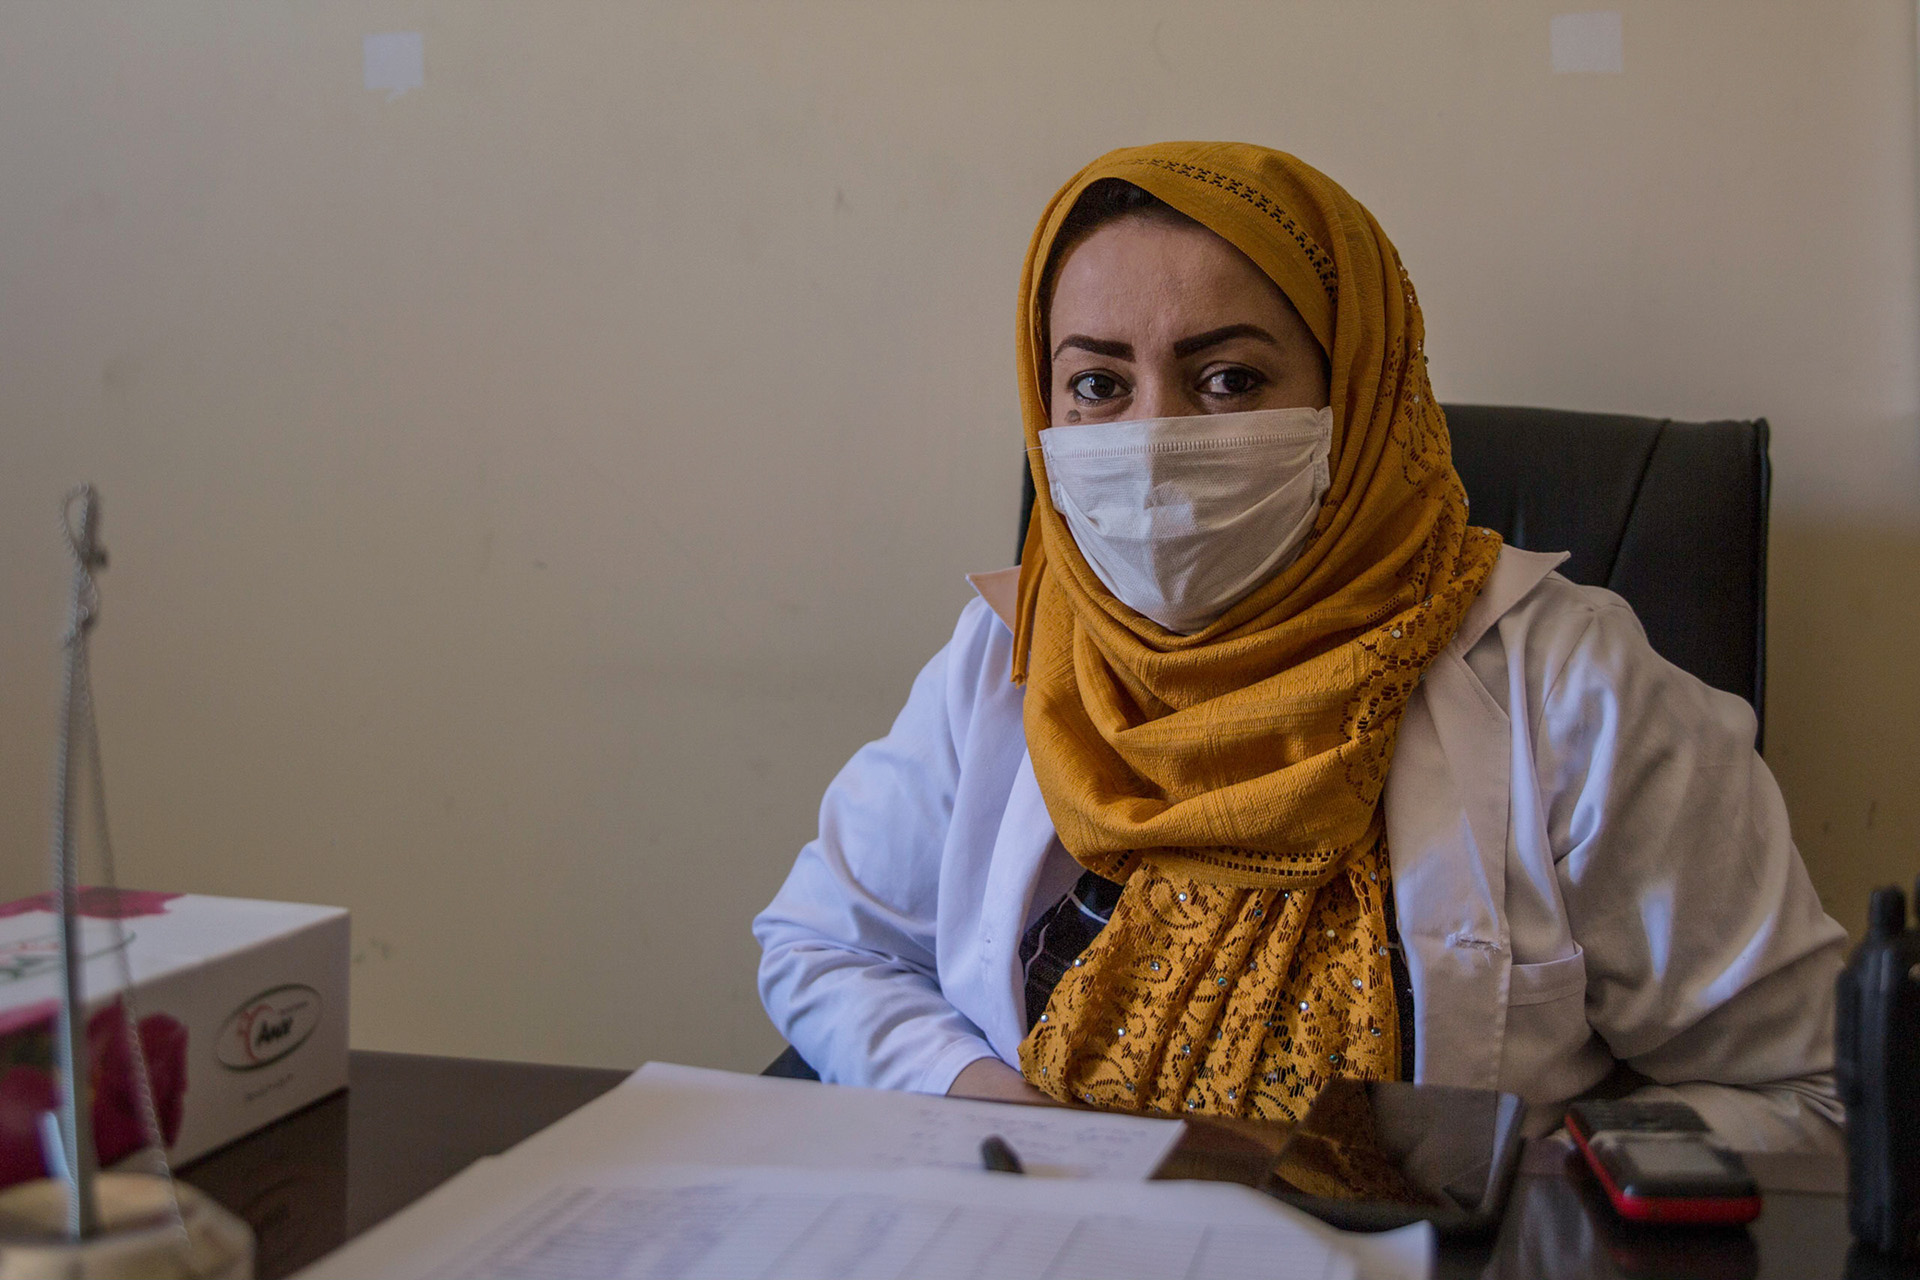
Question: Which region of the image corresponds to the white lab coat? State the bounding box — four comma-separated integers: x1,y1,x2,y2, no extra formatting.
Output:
754,546,1848,1154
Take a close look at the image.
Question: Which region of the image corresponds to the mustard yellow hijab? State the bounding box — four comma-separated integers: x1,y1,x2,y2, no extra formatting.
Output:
1014,142,1501,1120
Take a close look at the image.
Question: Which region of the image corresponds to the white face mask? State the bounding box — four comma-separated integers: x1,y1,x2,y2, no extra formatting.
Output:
1038,405,1334,634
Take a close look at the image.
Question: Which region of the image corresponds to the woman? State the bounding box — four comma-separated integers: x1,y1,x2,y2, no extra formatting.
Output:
754,142,1845,1153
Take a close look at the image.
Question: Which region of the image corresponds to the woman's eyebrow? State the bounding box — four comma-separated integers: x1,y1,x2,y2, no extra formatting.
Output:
1172,324,1279,358
1052,334,1133,361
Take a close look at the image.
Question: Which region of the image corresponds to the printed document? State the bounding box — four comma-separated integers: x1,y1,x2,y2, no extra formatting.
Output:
298,1161,1429,1280
499,1062,1188,1181
292,1062,1431,1280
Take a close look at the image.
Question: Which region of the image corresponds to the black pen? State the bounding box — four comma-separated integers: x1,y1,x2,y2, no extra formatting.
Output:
980,1134,1025,1175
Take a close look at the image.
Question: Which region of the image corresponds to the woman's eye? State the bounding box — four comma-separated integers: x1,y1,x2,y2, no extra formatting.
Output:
1201,366,1265,397
1070,372,1125,402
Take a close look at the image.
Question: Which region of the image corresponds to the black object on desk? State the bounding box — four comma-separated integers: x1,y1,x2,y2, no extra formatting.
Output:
1267,1078,1527,1238
980,1134,1025,1175
1837,881,1920,1260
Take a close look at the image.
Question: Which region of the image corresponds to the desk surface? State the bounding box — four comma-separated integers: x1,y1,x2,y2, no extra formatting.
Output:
181,1050,629,1277
178,1050,1912,1280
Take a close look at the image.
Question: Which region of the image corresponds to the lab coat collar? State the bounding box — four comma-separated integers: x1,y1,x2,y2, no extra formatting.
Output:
964,567,1023,630
1450,545,1569,654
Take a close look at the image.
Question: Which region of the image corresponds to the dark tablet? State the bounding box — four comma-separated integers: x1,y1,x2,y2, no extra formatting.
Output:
1267,1078,1528,1238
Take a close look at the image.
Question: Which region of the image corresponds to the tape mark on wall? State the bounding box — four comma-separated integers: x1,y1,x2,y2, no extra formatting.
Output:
1551,12,1623,75
364,32,424,101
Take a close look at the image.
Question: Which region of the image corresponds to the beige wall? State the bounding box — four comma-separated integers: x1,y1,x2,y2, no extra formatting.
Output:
2,2,1915,1071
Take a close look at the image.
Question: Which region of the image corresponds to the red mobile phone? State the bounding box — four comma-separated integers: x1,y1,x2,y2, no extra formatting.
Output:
1565,1100,1762,1225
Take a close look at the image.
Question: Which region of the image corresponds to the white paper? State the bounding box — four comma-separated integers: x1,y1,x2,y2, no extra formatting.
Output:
1331,1225,1434,1280
299,1160,1430,1280
293,1062,1431,1279
493,1062,1187,1182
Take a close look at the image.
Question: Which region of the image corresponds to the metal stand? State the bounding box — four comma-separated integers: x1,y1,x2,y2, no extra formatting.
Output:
50,486,104,1241
0,487,254,1278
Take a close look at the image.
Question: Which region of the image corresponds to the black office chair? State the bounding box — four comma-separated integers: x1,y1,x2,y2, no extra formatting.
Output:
767,404,1771,1080
1013,403,1770,736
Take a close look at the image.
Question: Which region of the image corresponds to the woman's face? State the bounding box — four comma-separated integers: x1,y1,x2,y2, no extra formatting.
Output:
1045,215,1330,427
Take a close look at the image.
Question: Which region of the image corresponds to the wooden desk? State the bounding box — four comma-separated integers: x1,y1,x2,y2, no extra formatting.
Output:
178,1051,1911,1280
180,1050,628,1278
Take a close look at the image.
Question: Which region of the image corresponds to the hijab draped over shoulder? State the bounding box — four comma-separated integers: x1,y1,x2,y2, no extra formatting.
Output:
1013,142,1502,1120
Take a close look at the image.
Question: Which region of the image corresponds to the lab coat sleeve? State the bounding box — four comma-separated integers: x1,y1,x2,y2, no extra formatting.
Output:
753,600,1001,1096
1539,599,1849,1155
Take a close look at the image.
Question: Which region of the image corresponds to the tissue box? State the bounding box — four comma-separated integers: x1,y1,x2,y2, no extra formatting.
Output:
0,888,348,1187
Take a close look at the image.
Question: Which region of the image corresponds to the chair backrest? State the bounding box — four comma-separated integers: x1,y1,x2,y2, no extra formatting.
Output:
1014,403,1770,740
1445,404,1768,739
